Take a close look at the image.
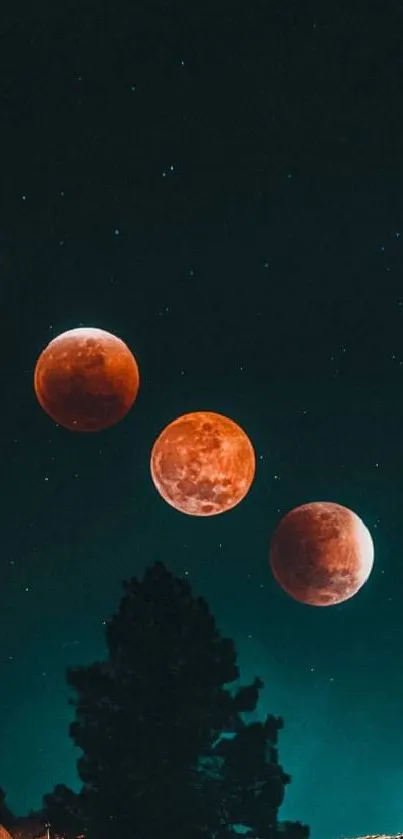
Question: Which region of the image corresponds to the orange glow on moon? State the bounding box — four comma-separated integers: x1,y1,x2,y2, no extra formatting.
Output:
269,501,374,606
34,327,140,432
150,410,256,516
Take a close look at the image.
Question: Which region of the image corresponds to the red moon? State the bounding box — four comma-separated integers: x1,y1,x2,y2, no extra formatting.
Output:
269,501,374,606
34,327,140,432
150,411,256,516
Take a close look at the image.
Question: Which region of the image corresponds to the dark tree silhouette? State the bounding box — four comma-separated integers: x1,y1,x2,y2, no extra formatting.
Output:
0,787,15,831
67,562,309,839
42,785,86,838
215,715,308,838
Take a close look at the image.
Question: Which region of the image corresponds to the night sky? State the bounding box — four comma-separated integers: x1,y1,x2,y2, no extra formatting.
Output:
2,2,403,838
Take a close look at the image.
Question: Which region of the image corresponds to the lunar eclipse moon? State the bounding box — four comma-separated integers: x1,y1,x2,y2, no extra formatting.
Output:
150,410,256,516
269,501,374,606
34,327,140,432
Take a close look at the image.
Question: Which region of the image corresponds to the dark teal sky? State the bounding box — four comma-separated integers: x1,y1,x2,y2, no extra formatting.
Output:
2,186,403,839
2,2,403,837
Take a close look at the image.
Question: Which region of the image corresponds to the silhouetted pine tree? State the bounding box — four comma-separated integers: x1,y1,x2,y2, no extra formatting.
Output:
67,561,309,839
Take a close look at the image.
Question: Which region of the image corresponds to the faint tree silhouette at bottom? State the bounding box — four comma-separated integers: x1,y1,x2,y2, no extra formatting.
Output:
0,789,15,832
65,561,309,839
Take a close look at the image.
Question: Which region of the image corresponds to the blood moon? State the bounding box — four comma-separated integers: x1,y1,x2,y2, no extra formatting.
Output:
269,501,374,606
34,327,140,432
150,411,256,516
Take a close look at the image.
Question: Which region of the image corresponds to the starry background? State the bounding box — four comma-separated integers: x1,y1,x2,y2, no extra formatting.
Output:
1,1,403,837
